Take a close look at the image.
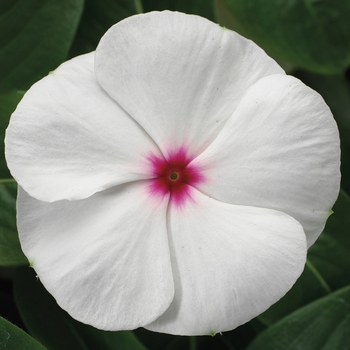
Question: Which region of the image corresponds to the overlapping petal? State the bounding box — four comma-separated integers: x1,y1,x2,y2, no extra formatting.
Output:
146,188,306,335
191,74,340,247
5,53,161,202
95,11,284,157
17,182,173,330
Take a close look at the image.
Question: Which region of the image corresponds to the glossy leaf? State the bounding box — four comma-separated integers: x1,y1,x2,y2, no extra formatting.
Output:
247,285,350,350
0,315,46,350
308,190,350,290
222,0,350,73
142,0,215,21
14,267,148,350
0,180,27,266
69,0,140,57
0,0,84,92
0,90,24,178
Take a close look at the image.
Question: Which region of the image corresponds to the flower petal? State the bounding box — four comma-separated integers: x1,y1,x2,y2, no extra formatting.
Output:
5,53,161,202
17,182,173,330
191,75,340,248
146,189,306,335
95,11,284,157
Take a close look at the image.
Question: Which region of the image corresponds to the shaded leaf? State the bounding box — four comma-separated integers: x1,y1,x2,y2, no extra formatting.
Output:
0,0,84,92
253,189,350,327
247,285,350,350
133,328,190,350
308,190,350,290
258,260,330,326
222,0,350,73
214,0,246,34
0,287,24,332
0,180,27,266
69,0,140,57
142,0,215,21
294,72,350,193
134,319,262,350
214,0,294,73
0,90,24,178
0,315,46,350
14,267,147,350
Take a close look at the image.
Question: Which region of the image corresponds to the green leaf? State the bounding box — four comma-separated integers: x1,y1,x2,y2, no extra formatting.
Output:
293,72,350,193
308,190,350,290
0,315,46,350
133,328,190,350
69,0,140,57
142,0,215,21
134,319,262,350
0,287,23,329
73,323,148,350
0,90,25,178
0,180,27,266
255,189,350,326
214,0,294,73
247,285,350,350
14,267,148,350
214,0,247,35
258,260,330,326
222,0,350,74
0,0,84,93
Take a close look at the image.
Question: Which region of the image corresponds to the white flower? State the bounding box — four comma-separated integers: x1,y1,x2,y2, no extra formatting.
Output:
5,11,340,336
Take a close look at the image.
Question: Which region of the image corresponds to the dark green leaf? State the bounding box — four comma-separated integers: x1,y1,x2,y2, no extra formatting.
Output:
247,285,350,350
134,319,262,350
142,0,215,21
73,323,148,350
0,180,27,266
251,189,350,326
214,0,247,35
293,72,350,193
308,190,350,290
258,260,330,326
214,0,294,73
0,0,84,93
0,315,46,350
222,0,350,74
69,0,140,57
0,287,24,330
0,90,25,178
133,328,189,350
14,267,147,350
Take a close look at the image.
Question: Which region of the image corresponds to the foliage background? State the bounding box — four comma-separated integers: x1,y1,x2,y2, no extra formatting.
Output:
1,0,350,349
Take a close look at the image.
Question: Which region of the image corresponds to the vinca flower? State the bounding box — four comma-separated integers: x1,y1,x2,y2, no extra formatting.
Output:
5,11,340,336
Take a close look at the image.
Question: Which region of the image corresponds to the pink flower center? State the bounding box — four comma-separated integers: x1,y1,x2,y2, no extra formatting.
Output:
147,147,204,207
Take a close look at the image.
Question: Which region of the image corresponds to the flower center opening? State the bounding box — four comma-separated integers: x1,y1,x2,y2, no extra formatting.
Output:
169,172,179,181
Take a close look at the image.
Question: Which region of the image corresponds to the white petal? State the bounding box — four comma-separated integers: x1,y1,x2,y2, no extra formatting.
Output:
6,53,161,202
17,182,173,330
146,189,306,335
191,75,340,248
95,11,284,157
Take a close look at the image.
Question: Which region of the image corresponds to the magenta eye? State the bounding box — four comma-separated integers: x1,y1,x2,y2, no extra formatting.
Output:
146,147,205,208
